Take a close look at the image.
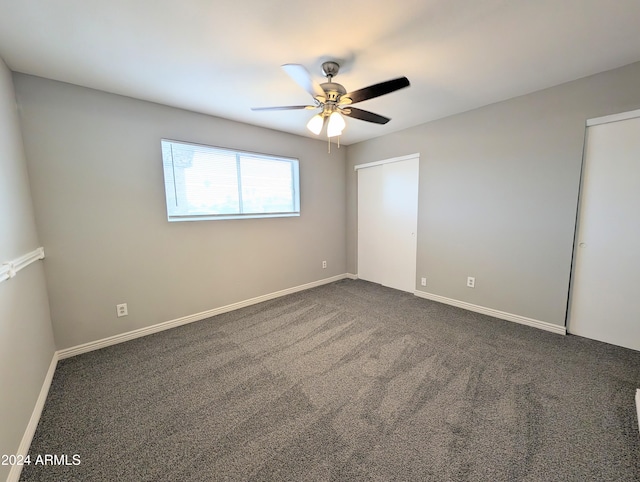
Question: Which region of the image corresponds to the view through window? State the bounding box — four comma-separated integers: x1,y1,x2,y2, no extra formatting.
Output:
161,139,300,221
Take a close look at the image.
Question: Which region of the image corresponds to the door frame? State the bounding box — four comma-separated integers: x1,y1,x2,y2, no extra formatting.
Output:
354,152,421,171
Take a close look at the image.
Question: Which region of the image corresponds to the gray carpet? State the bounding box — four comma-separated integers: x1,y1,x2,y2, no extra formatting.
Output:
20,279,640,481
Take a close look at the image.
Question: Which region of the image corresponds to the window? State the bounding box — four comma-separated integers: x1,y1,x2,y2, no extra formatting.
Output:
161,139,300,222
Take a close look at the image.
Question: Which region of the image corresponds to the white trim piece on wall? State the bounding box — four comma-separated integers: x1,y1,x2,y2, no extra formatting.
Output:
354,153,420,171
0,247,45,283
414,289,566,335
636,389,640,435
7,354,59,482
57,273,352,359
587,108,640,126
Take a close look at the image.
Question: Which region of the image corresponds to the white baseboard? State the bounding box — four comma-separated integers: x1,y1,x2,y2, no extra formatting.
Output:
58,274,351,359
636,388,640,430
414,290,566,335
7,353,59,482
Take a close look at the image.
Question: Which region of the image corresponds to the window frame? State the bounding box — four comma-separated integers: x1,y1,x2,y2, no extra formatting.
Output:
161,139,301,222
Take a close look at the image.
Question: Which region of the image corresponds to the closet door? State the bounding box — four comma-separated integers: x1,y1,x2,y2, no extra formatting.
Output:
568,112,640,351
357,156,419,293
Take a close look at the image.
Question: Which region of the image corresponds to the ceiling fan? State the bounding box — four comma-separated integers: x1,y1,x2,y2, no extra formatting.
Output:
252,61,410,138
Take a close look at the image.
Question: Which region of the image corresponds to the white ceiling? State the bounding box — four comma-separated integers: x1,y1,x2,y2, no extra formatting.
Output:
1,0,640,145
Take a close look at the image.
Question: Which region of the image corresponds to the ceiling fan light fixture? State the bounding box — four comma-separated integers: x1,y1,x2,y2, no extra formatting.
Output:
306,114,324,135
327,111,345,138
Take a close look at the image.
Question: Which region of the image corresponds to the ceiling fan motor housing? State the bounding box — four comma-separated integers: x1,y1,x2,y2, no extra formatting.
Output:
320,82,346,102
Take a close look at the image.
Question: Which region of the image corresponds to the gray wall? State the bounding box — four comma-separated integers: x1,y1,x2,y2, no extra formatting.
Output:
346,61,640,327
14,74,347,349
0,60,55,481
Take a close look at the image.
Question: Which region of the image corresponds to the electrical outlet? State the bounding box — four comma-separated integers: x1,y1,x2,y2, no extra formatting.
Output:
421,277,427,286
322,260,327,269
116,303,128,317
466,277,475,288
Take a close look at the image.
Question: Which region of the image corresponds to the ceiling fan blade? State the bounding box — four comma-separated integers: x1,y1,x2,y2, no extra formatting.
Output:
343,77,410,105
282,64,326,101
342,107,390,124
251,105,316,111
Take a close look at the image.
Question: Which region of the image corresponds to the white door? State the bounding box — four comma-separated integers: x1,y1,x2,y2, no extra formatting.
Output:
568,112,640,351
357,155,419,293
